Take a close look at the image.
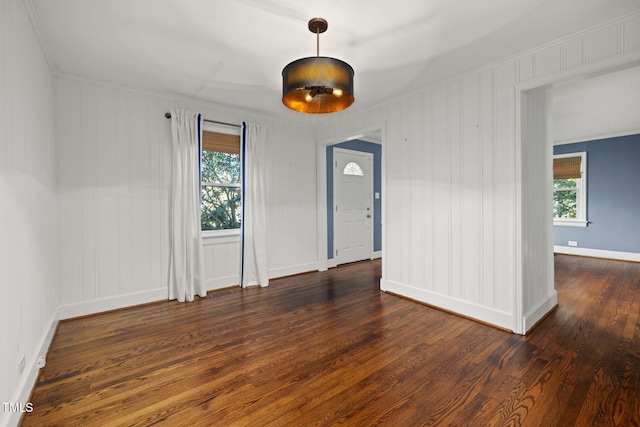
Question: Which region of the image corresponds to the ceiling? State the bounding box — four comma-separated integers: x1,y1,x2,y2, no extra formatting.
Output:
553,66,640,144
26,0,640,121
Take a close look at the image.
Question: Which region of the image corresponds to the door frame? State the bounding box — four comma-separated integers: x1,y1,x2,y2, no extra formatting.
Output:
316,124,386,282
332,147,374,266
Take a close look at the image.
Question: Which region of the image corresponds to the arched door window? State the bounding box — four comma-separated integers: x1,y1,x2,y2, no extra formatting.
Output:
343,162,364,176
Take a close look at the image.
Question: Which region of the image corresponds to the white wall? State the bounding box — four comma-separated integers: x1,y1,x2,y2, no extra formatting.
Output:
56,79,171,314
0,0,59,425
316,12,640,333
55,77,318,318
520,88,557,331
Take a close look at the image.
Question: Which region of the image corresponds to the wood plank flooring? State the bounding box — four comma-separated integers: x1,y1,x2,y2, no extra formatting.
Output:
21,255,640,426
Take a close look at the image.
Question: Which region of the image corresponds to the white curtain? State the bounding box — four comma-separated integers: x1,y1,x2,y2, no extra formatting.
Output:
168,109,207,302
241,122,269,287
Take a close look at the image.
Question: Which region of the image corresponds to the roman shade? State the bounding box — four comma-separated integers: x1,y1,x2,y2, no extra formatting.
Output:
202,130,240,154
553,156,582,180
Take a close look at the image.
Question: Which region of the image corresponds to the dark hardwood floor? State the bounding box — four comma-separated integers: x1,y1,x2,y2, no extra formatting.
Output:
22,255,640,426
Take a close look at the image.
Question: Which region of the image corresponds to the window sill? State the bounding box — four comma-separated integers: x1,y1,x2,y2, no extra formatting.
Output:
202,229,241,245
553,219,588,227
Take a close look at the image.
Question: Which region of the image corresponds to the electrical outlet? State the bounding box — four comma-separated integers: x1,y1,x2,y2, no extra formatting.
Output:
18,355,26,375
568,241,578,247
37,356,46,369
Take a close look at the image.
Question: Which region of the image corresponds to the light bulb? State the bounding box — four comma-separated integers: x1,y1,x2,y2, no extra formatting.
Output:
305,93,313,102
333,88,343,97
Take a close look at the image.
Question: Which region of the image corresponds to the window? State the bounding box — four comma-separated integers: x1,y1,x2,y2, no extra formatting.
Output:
343,162,364,176
553,152,587,227
201,124,241,232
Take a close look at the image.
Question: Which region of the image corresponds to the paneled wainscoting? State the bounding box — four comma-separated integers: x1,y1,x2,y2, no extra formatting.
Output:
22,255,639,426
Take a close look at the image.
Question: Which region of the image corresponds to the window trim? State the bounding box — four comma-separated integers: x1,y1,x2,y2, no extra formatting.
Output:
553,151,587,227
201,122,242,236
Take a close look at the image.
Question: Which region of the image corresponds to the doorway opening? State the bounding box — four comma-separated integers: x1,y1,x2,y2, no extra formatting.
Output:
516,61,640,334
316,127,385,275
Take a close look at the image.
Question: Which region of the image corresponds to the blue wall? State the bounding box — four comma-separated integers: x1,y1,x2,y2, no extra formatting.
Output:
327,140,382,259
554,134,640,253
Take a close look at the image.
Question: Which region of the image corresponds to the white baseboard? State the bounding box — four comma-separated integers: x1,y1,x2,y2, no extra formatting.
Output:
383,280,514,332
371,251,382,260
57,287,168,320
268,262,318,280
522,290,558,333
554,245,640,262
4,311,59,427
206,275,239,290
317,259,328,272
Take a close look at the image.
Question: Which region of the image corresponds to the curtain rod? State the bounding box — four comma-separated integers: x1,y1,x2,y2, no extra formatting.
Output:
164,112,240,128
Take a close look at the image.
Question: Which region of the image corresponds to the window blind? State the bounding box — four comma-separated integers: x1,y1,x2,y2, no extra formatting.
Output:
202,130,240,154
553,156,581,180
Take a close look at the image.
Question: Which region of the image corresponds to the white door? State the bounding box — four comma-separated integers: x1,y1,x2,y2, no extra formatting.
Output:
334,148,373,265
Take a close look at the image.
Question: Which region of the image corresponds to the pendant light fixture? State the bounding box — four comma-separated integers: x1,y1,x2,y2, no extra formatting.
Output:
282,18,354,114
